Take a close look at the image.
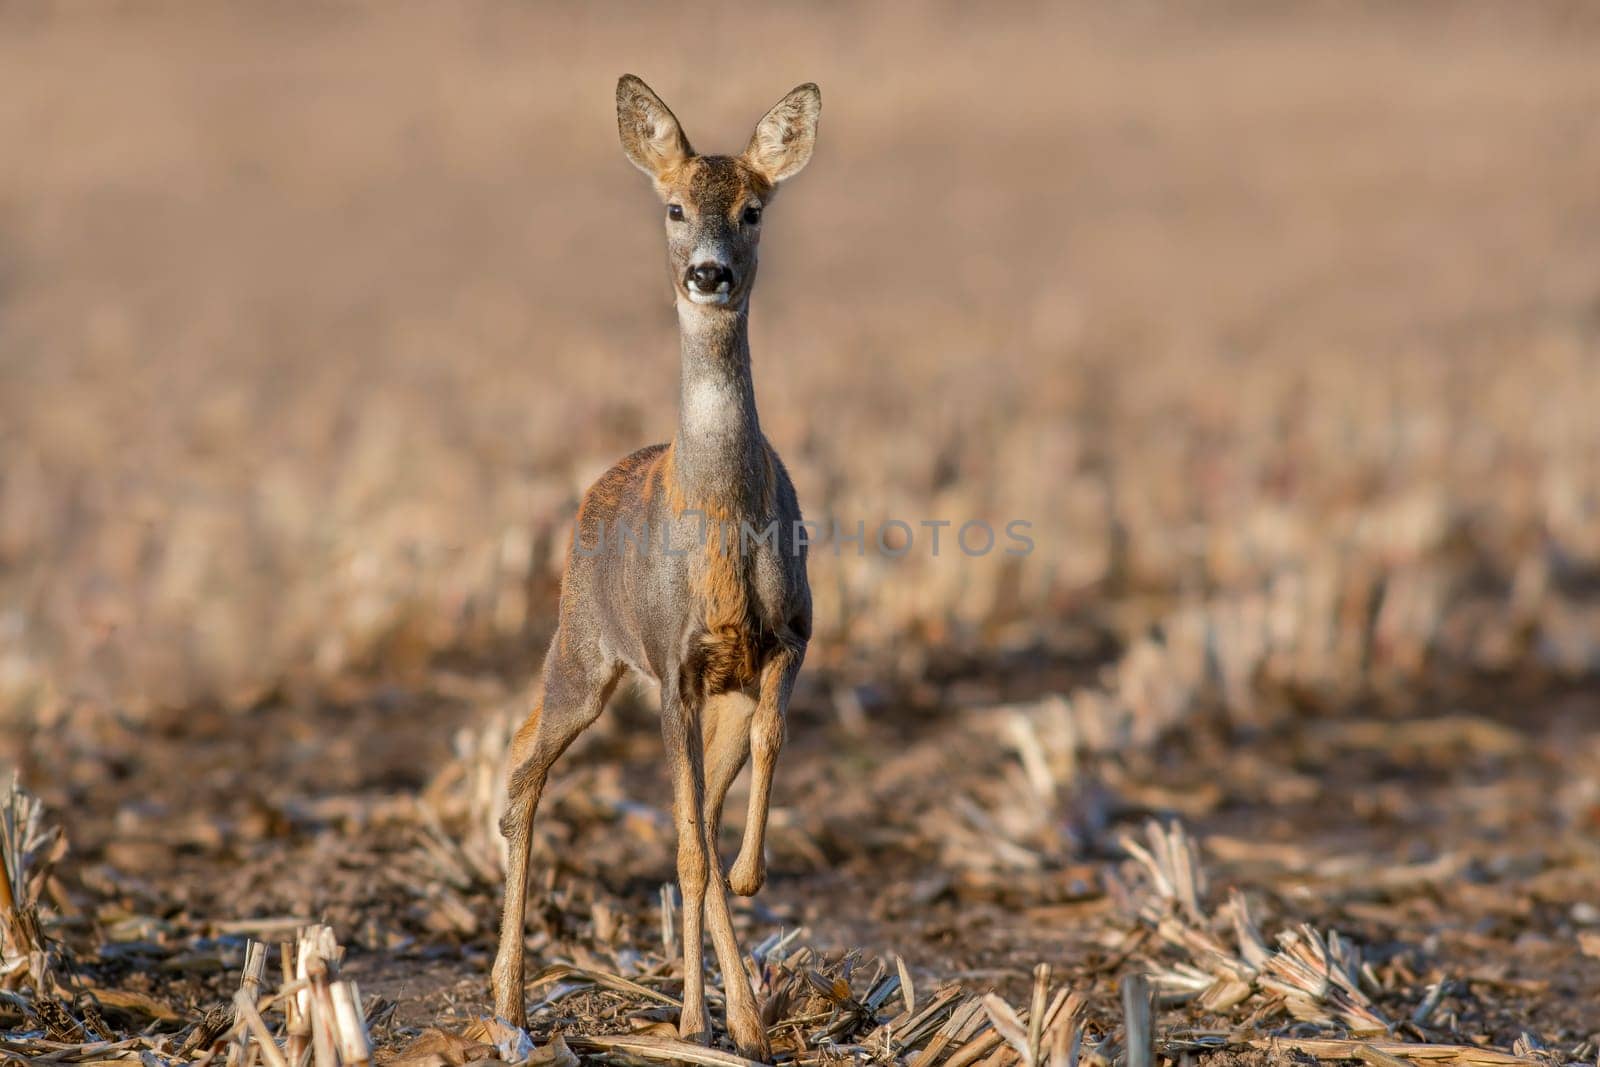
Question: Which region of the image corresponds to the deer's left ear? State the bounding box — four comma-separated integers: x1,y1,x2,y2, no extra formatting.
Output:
743,83,821,184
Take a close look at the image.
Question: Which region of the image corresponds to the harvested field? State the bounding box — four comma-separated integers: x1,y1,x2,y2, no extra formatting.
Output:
3,3,1600,1066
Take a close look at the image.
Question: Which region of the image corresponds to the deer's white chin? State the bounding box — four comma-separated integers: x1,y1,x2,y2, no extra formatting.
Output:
686,289,732,306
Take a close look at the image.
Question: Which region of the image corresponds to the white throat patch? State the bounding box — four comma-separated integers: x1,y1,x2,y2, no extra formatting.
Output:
682,377,743,438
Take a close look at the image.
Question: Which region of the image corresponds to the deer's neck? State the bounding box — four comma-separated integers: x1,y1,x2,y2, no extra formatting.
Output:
673,304,764,512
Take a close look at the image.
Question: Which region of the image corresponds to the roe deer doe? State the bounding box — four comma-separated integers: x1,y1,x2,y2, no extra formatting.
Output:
490,75,820,1058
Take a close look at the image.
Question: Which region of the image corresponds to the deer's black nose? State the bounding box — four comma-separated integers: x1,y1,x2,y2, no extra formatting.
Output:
686,262,734,293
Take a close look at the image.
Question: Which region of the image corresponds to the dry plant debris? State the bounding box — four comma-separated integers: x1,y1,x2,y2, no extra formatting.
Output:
2,915,376,1066
13,765,1580,1067
2,776,68,998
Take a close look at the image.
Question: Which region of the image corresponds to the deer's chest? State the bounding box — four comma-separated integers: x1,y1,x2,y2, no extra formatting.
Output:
690,519,797,693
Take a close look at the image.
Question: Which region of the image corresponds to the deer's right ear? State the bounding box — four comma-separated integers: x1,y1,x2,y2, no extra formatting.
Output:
617,75,693,183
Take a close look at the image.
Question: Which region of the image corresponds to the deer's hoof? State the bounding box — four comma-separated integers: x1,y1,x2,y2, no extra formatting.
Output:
490,992,527,1029
679,1008,712,1046
490,965,526,1028
493,1001,527,1030
727,1010,771,1062
727,855,766,897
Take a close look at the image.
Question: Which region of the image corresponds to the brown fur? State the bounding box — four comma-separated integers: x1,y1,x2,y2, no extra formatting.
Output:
697,534,762,695
574,444,665,554
656,155,774,216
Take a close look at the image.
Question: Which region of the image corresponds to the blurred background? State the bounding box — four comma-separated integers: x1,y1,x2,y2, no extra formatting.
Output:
3,2,1598,719
2,1,1600,1050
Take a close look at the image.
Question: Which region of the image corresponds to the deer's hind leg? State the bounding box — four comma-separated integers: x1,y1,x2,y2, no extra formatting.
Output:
728,644,801,897
492,626,623,1025
702,690,757,856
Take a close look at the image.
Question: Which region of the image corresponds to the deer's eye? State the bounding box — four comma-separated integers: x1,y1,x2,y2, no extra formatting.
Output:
742,203,763,225
667,204,685,222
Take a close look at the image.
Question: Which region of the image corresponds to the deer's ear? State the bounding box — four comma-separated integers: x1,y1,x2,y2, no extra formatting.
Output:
617,75,693,181
743,83,821,184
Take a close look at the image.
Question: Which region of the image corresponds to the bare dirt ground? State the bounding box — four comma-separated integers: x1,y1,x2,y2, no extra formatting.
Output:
3,3,1600,1065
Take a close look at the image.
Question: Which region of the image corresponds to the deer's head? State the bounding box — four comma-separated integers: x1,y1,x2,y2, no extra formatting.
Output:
617,75,821,311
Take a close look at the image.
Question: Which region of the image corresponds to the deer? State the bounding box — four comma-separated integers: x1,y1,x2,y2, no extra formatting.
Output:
490,75,820,1059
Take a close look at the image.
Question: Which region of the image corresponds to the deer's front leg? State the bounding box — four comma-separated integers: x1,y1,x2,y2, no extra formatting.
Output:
728,644,801,897
665,671,768,1059
660,681,712,1046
